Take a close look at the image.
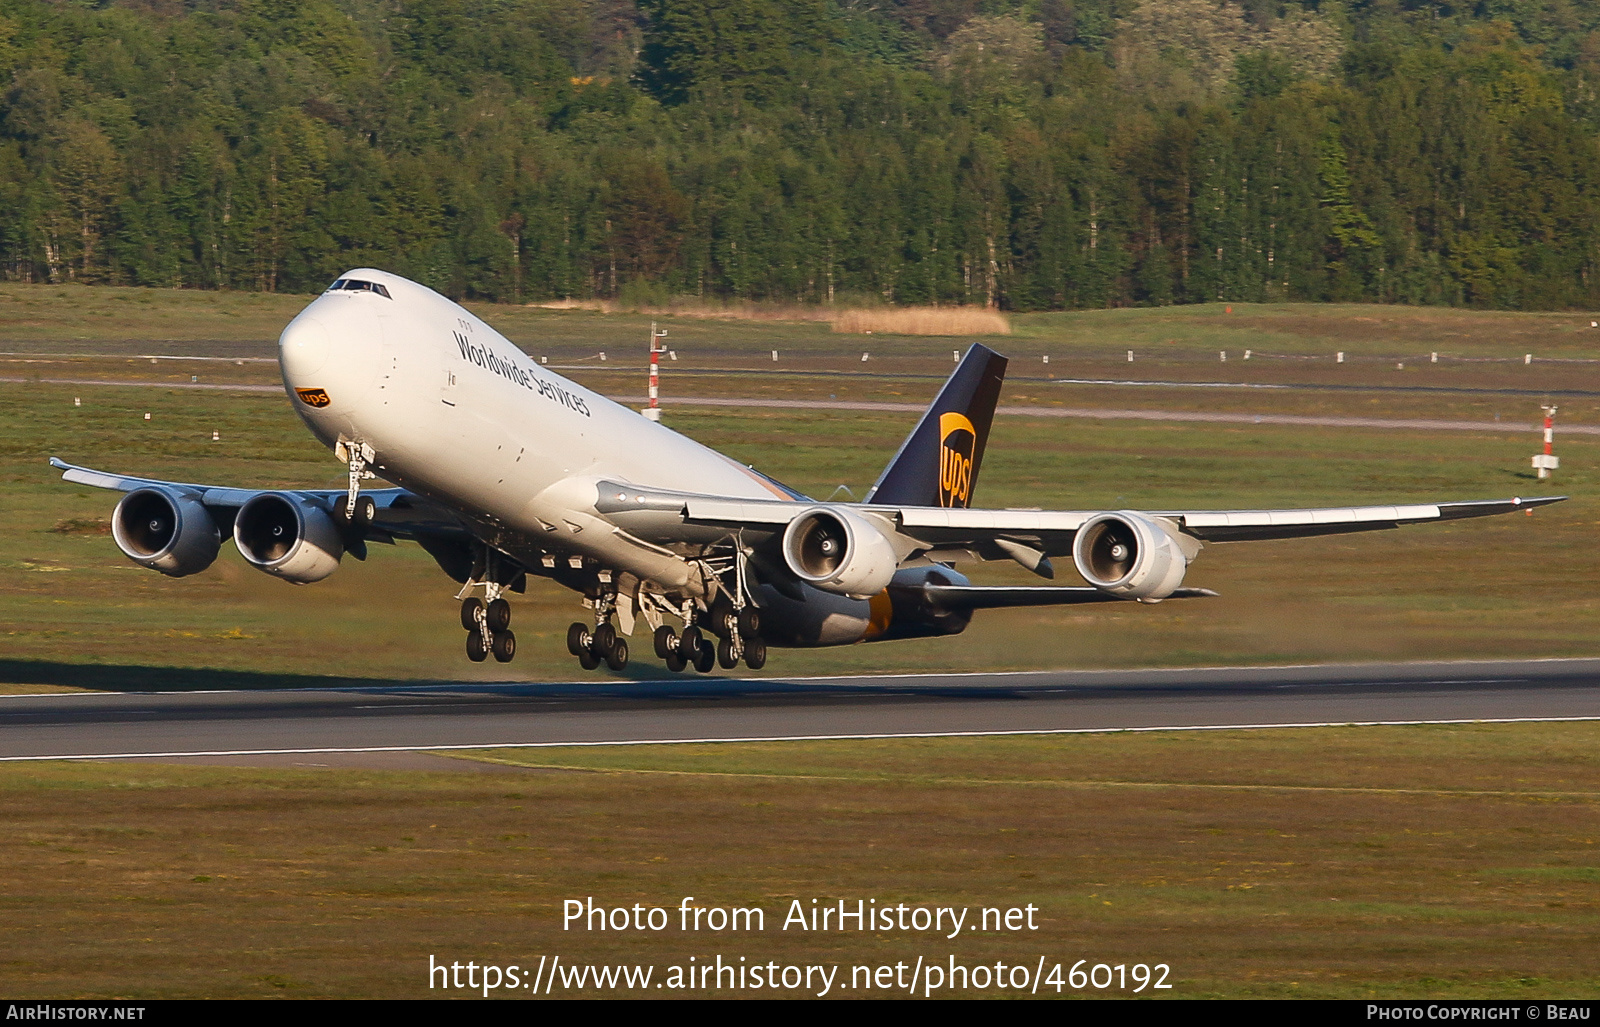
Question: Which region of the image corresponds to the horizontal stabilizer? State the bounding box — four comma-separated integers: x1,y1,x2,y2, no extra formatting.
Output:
920,584,1218,610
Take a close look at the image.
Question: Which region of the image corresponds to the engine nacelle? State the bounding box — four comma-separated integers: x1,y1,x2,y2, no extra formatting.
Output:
1071,511,1192,601
780,506,898,599
111,487,221,577
233,492,343,584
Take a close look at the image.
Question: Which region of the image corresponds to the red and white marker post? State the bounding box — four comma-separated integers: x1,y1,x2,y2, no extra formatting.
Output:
1532,405,1559,479
644,322,667,422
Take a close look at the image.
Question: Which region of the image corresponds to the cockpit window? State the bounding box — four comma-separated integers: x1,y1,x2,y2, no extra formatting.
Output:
325,278,391,299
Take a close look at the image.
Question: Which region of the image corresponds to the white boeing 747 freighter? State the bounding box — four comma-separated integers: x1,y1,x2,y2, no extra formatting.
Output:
53,269,1563,672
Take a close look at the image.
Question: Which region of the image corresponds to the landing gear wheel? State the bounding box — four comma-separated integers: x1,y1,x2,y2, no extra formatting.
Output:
738,608,762,638
654,625,678,659
577,646,600,671
461,598,485,631
693,640,715,673
593,623,617,656
491,629,516,663
744,637,767,670
664,648,687,672
335,496,376,528
605,637,629,672
716,637,738,670
566,622,590,656
466,631,488,662
485,598,511,633
678,626,702,658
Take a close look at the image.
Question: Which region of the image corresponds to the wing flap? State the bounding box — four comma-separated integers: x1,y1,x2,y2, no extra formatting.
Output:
898,507,1090,532
683,497,796,525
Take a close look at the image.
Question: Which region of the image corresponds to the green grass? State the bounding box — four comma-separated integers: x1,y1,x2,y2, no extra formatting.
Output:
1,371,1590,684
0,725,1596,997
2,286,1599,1000
3,279,1596,360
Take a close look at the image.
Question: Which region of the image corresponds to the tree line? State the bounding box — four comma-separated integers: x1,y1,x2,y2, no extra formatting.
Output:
4,0,1600,311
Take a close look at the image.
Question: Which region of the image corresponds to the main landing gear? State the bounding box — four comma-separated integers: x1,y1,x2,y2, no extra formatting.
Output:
560,543,770,675
652,623,713,673
567,620,629,671
463,595,516,663
565,596,766,675
458,546,516,664
649,605,765,674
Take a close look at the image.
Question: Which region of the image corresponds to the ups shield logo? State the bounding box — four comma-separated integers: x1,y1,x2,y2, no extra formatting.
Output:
295,388,331,408
938,412,976,507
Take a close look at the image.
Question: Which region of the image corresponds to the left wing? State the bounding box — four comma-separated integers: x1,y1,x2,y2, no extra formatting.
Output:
595,478,1565,602
602,479,1563,555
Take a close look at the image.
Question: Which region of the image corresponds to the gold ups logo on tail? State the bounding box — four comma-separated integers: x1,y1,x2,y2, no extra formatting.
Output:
295,388,331,408
938,412,976,507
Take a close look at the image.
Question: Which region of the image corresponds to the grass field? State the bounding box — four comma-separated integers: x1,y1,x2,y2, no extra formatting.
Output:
0,726,1596,998
1,284,1598,999
1,377,1591,684
4,281,1597,430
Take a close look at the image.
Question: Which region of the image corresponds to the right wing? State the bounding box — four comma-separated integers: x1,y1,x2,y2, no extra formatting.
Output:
51,457,483,585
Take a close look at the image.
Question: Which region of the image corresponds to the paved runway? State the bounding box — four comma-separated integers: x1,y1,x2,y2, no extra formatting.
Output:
2,659,1599,765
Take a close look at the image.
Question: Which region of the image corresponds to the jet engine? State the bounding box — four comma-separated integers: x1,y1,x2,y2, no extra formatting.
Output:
233,492,344,584
1071,511,1193,601
111,487,221,577
780,506,898,599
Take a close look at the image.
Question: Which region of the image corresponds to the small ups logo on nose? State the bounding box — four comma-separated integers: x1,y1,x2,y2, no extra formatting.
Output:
295,388,331,408
938,411,976,508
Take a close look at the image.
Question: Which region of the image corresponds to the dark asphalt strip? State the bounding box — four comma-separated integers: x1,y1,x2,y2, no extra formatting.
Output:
1,659,1598,763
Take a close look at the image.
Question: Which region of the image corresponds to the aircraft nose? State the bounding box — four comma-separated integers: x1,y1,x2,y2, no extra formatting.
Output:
278,298,382,400
279,313,331,379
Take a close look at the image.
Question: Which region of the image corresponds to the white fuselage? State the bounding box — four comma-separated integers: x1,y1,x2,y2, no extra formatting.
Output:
278,269,794,590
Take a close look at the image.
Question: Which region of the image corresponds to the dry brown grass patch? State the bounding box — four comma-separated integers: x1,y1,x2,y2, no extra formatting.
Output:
831,306,1010,336
530,298,1010,335
529,297,833,322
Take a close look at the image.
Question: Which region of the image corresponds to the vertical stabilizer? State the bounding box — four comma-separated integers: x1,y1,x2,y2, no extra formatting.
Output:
864,343,1008,508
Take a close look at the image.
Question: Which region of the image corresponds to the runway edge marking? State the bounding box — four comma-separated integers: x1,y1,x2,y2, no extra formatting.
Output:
5,713,1600,761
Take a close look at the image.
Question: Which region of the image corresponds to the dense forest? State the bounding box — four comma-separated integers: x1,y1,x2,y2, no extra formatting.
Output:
4,0,1600,310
